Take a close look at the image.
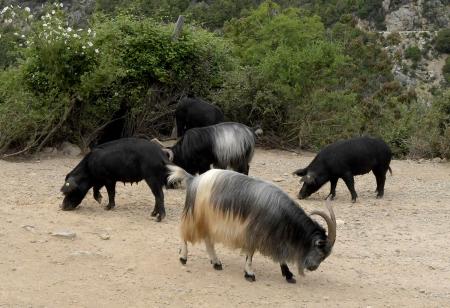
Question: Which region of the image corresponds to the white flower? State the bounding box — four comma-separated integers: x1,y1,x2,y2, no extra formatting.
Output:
82,45,86,49
1,7,9,14
25,7,30,12
87,28,91,34
19,43,23,47
21,34,25,38
87,41,93,47
13,32,18,36
58,26,62,30
60,3,64,8
77,28,82,32
43,23,47,27
45,13,50,18
5,18,12,24
51,10,55,15
28,15,33,19
94,49,99,54
67,27,72,32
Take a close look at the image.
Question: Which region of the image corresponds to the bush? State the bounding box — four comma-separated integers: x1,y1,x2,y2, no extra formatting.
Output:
435,28,450,53
404,46,421,63
443,56,450,84
0,6,234,153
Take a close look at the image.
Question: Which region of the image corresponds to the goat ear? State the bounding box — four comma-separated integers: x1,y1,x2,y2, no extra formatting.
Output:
314,239,327,247
304,173,316,184
293,168,307,176
61,177,77,194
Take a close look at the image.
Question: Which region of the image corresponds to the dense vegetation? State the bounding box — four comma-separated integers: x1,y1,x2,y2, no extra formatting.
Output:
0,1,449,158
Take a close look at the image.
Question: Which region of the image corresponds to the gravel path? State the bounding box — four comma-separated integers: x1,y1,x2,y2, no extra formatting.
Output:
1,149,449,307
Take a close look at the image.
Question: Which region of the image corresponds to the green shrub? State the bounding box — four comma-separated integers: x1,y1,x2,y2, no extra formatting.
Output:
443,56,450,84
0,7,234,153
435,28,450,53
404,46,421,63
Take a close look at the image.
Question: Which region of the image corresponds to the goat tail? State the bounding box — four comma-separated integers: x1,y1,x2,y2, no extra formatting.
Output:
388,166,393,176
252,125,263,137
167,165,193,186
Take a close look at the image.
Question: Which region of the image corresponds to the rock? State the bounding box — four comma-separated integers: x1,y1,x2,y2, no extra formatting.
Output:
432,157,442,163
273,178,283,182
42,147,57,154
60,142,81,157
21,224,35,232
336,219,345,226
419,289,426,294
99,233,110,240
50,230,76,239
70,251,97,257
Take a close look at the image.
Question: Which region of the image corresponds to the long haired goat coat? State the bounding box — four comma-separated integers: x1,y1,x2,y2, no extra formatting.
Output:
166,122,256,175
168,166,336,283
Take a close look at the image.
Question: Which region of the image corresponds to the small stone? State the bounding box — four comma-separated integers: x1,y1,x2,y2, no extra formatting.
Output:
336,219,345,226
428,265,435,270
50,230,76,239
21,225,35,232
432,157,442,163
273,178,283,182
419,289,426,294
70,251,94,257
60,141,81,157
99,233,110,240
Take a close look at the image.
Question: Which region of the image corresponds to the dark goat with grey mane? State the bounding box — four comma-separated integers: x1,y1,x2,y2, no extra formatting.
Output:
154,122,257,175
168,166,337,283
61,138,170,221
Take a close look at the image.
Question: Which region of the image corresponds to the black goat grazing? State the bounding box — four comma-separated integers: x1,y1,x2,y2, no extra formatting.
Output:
294,136,392,202
61,138,171,221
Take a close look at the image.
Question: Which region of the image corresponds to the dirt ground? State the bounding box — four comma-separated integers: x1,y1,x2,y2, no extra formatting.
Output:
1,148,449,307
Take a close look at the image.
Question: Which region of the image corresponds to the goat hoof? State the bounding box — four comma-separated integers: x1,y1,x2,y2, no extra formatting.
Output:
179,257,187,265
286,277,296,284
244,272,256,282
376,194,384,199
155,212,166,222
105,204,115,210
212,263,222,270
151,210,157,217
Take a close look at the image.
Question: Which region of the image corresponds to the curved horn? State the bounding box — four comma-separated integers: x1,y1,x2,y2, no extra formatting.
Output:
162,148,174,161
151,138,165,147
311,199,336,246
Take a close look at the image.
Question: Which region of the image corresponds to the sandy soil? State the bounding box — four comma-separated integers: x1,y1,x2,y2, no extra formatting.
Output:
1,149,449,307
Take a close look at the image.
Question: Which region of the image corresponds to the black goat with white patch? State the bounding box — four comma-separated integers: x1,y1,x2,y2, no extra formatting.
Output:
294,136,392,202
60,138,171,221
174,97,224,137
156,122,256,175
168,166,337,283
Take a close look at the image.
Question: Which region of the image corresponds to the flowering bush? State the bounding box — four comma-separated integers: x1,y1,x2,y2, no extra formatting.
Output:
0,4,233,153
